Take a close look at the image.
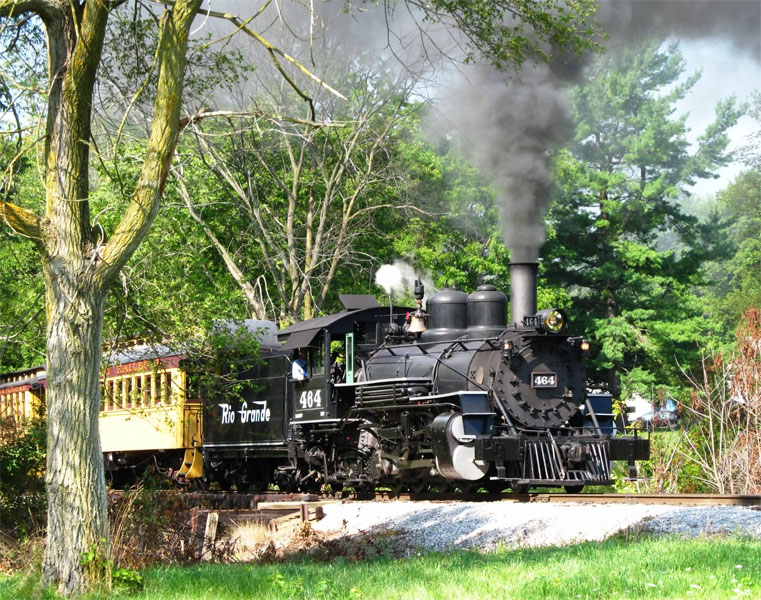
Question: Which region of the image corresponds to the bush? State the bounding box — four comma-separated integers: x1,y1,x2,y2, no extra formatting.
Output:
677,308,761,494
108,480,235,569
617,429,710,494
0,418,46,536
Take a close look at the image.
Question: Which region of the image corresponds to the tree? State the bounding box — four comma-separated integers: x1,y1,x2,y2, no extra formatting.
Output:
176,43,426,323
0,1,201,593
380,131,512,288
707,169,761,330
543,39,742,400
0,0,601,593
705,93,761,331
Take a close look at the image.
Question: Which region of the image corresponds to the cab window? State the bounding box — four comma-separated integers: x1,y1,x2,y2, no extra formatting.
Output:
308,344,325,377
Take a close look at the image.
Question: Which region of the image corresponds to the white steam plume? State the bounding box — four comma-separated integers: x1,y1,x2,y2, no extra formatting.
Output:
375,261,435,300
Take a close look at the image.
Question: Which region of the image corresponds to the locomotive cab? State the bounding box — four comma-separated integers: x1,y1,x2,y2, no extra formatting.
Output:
279,300,413,423
274,301,414,492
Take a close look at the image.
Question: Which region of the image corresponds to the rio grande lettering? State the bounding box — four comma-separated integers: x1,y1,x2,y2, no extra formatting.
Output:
219,401,271,424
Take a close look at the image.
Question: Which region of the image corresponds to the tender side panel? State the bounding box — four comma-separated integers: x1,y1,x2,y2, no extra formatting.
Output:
203,356,288,447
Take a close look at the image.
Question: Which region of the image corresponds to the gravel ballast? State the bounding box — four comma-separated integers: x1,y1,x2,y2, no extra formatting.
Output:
311,501,761,554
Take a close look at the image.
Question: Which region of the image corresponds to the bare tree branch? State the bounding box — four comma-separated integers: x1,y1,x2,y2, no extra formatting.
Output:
175,171,267,318
153,0,348,123
179,108,345,130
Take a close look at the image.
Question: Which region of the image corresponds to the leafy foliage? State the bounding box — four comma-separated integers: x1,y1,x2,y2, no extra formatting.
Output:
91,149,252,346
0,231,45,371
0,418,46,536
406,0,603,68
387,135,509,290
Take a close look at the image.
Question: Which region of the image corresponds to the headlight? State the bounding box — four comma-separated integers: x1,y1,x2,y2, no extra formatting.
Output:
535,308,568,333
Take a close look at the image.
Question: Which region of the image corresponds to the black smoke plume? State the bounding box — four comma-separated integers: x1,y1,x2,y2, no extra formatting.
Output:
440,0,759,262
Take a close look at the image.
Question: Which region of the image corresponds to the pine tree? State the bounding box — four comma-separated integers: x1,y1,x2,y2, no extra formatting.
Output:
544,39,742,400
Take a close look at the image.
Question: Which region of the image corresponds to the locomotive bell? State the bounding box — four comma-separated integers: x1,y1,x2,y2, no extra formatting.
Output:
408,309,427,333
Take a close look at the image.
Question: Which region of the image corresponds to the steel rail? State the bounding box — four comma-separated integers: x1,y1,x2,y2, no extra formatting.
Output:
367,492,761,506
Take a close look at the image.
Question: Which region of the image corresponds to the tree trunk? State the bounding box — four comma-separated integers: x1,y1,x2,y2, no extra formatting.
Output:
598,191,622,400
0,1,203,595
41,260,107,595
605,292,622,400
33,4,110,594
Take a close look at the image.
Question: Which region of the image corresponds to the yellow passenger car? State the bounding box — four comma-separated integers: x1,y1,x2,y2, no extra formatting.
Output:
0,347,202,485
99,345,202,485
0,366,46,442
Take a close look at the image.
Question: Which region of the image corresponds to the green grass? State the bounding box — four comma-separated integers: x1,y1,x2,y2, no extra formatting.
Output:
3,536,761,599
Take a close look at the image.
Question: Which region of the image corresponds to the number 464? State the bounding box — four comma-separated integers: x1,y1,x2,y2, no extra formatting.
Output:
299,390,322,409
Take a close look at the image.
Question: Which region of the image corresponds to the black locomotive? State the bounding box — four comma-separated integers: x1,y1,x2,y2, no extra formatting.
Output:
199,262,649,494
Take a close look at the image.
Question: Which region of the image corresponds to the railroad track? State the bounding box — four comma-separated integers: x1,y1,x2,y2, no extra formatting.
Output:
533,493,761,506
107,490,322,509
369,492,761,506
108,489,761,508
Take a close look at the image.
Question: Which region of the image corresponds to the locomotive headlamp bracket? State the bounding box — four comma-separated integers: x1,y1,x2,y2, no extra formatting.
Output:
524,308,568,333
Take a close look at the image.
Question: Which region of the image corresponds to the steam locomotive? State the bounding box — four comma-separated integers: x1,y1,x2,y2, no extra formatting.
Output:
200,261,649,493
0,262,649,493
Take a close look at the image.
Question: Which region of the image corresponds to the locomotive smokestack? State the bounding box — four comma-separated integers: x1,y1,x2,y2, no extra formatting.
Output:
509,262,538,326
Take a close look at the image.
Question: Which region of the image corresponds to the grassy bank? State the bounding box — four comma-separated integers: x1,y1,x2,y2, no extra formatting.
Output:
3,536,760,600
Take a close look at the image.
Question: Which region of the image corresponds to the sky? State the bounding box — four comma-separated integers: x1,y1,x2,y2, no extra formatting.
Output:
677,38,761,198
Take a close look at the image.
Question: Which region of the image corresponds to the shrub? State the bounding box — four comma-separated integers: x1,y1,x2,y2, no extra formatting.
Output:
677,308,761,493
0,418,46,536
108,480,236,569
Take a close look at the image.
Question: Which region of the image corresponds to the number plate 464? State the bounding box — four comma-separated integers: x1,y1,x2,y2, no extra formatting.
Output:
531,372,557,388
